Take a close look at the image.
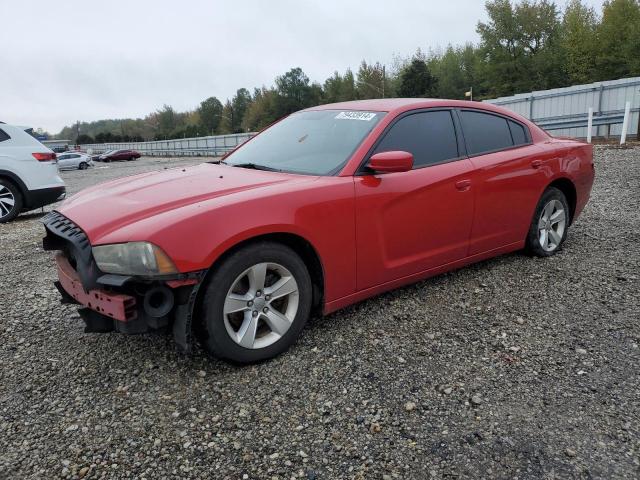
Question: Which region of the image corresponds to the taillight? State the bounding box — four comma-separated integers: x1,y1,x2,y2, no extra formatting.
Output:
32,152,57,162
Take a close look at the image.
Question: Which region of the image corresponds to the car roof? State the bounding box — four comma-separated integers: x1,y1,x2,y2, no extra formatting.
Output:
304,98,542,138
304,98,522,117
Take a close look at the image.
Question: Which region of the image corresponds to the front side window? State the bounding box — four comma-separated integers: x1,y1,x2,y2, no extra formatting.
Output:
224,110,385,175
460,110,514,156
372,110,459,168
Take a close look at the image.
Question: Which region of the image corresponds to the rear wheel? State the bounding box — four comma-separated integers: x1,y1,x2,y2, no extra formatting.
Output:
0,179,23,223
198,242,312,363
525,187,569,257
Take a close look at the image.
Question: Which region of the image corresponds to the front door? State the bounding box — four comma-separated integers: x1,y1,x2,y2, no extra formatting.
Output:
354,110,474,290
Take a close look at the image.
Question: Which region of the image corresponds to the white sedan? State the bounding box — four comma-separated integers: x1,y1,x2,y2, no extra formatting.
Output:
57,152,93,171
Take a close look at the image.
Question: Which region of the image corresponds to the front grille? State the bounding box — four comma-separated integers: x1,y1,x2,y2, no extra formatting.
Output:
42,211,100,290
42,211,92,262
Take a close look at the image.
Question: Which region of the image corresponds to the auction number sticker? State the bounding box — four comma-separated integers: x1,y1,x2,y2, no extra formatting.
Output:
335,111,377,121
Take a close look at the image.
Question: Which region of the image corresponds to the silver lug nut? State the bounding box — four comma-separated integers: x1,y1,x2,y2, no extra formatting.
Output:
256,290,262,297
263,307,268,313
265,295,271,301
252,310,258,317
247,300,253,307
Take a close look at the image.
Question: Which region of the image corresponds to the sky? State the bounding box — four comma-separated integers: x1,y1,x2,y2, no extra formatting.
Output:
0,0,605,133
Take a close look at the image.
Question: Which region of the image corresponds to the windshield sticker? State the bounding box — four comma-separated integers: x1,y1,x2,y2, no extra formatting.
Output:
335,111,377,121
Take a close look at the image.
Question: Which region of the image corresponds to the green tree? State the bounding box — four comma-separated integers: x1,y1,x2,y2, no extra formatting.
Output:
477,0,566,96
274,67,316,115
218,100,234,134
596,0,640,80
356,61,390,99
241,88,279,132
398,58,437,97
197,97,223,135
231,88,252,132
156,104,178,138
76,134,94,144
323,69,357,103
562,0,599,84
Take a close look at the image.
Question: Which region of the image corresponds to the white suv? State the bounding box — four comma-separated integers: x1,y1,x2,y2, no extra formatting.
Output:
0,123,66,223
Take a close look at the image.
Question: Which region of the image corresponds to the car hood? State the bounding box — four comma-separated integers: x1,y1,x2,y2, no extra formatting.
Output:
58,163,313,243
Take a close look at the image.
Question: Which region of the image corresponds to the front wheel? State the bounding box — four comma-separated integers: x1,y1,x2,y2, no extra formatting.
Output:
198,242,312,363
78,162,88,170
525,187,570,257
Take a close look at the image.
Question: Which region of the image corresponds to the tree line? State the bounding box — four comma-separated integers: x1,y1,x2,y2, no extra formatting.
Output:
60,0,640,143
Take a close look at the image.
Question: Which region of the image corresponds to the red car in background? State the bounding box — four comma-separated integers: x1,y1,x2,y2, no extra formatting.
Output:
43,99,594,363
97,149,141,162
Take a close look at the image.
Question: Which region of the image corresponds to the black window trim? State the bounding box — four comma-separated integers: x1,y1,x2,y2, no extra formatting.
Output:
454,108,533,159
356,107,467,175
0,128,10,143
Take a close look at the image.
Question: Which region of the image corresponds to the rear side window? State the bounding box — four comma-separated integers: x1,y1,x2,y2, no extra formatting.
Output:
460,110,513,156
373,110,459,168
508,120,529,146
0,128,10,143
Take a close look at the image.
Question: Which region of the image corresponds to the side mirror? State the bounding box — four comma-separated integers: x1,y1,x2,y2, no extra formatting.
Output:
367,151,413,173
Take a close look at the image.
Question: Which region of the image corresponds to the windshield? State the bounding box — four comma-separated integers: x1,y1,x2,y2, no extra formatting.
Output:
224,110,385,175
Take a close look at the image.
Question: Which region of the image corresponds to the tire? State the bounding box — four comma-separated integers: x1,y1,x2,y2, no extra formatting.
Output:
0,178,23,223
198,242,312,363
78,162,88,170
525,187,570,257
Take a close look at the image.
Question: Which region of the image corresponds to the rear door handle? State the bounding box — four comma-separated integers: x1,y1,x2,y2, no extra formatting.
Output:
455,179,471,191
531,159,543,169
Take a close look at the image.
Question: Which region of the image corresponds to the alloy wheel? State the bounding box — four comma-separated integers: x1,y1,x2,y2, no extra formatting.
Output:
223,262,299,349
0,184,16,219
538,199,566,252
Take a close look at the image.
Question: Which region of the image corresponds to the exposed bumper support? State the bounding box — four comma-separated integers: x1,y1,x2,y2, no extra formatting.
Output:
56,253,137,322
45,211,205,354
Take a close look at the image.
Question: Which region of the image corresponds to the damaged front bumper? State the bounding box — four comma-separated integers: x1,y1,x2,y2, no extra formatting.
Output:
42,211,205,353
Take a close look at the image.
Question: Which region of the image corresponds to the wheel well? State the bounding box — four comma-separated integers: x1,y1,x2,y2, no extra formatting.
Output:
0,172,26,198
548,178,577,224
200,232,325,313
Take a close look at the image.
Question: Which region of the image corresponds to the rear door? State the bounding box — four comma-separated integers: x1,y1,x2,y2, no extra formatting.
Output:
57,154,71,168
457,109,548,255
354,109,475,290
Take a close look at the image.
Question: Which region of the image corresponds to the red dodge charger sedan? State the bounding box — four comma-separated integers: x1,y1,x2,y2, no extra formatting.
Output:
43,99,594,363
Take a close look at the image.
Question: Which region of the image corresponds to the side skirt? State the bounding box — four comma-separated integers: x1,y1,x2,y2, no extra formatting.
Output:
323,241,524,315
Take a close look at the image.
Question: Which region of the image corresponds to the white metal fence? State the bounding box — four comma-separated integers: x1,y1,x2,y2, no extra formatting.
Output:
485,76,640,139
81,132,256,157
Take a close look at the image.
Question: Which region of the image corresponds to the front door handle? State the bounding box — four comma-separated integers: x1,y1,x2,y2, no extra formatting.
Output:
531,159,543,169
455,179,471,191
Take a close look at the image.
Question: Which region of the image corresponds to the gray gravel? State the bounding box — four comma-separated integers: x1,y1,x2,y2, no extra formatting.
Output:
1,149,639,479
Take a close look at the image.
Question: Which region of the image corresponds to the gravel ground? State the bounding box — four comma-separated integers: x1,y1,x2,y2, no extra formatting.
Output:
1,149,639,479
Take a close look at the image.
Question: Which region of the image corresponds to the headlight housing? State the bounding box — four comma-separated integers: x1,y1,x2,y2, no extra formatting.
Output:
92,242,178,276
